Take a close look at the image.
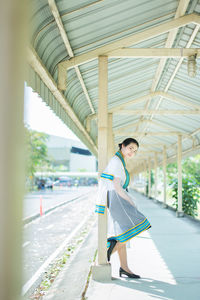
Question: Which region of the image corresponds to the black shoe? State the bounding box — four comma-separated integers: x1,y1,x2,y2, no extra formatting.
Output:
119,267,140,279
107,239,117,262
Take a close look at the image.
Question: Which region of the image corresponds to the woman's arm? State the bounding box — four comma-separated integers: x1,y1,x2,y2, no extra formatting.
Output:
113,177,136,207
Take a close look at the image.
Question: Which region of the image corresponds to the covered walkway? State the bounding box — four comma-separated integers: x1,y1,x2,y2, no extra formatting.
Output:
87,189,200,300
1,1,200,299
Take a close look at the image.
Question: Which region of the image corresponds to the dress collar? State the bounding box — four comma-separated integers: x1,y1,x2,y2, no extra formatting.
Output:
115,150,126,166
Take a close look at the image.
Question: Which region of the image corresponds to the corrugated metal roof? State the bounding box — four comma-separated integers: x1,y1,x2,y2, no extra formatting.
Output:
27,0,200,171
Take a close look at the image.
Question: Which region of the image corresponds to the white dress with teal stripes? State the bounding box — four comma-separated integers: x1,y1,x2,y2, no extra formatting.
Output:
95,151,151,246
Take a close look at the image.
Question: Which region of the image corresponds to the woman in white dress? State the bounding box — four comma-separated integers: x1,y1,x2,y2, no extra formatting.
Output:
95,138,151,278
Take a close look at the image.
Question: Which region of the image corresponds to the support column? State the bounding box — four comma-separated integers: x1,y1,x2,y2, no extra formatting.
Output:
0,1,27,299
163,146,167,208
148,158,151,198
145,160,148,196
92,56,111,281
177,135,184,217
154,153,158,202
108,113,114,160
143,162,146,195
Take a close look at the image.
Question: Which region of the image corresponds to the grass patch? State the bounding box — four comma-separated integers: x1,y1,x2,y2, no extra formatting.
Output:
29,214,95,299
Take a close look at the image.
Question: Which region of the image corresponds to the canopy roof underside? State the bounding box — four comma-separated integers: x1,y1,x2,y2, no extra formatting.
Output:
27,0,200,172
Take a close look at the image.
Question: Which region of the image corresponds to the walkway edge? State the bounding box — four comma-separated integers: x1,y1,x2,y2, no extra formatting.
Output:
132,189,200,225
23,191,92,225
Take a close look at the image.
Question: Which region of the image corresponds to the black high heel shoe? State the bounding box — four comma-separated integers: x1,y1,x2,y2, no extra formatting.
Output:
107,239,117,262
119,267,140,279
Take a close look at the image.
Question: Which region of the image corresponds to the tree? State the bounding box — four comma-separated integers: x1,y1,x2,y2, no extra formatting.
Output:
24,126,50,180
167,156,200,217
170,175,200,217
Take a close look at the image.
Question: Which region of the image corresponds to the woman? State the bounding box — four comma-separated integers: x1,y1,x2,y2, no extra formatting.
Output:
95,138,151,278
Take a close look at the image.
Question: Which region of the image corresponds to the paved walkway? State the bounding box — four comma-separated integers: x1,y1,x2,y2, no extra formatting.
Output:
87,190,200,300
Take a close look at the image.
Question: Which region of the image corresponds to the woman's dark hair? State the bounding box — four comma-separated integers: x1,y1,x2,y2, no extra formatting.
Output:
118,138,139,150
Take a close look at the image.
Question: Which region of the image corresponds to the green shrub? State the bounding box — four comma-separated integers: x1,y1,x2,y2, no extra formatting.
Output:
170,175,200,217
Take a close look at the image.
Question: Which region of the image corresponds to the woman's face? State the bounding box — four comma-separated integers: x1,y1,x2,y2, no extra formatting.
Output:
121,142,138,158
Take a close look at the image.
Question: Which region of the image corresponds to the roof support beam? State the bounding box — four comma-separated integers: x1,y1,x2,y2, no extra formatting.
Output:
121,119,187,136
113,120,144,135
58,13,200,89
87,89,200,121
48,0,73,57
110,94,157,112
27,47,97,155
116,110,200,115
133,143,200,169
116,131,190,137
151,0,190,92
139,23,200,140
48,0,95,114
107,48,200,58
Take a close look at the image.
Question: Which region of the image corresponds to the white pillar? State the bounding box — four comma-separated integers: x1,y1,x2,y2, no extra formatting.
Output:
108,113,114,160
163,146,167,208
154,153,158,201
0,1,27,299
143,162,146,195
177,135,184,217
145,160,148,196
148,158,151,198
92,56,111,280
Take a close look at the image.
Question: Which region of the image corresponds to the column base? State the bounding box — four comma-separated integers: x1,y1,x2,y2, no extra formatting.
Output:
92,263,112,281
162,203,167,209
176,211,184,218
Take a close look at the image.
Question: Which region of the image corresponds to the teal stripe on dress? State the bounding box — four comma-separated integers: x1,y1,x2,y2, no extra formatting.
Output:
115,151,130,189
100,151,130,188
95,204,105,214
124,169,130,188
100,173,114,180
106,222,151,247
109,218,147,239
121,224,151,242
106,219,151,244
118,220,151,242
118,218,147,237
121,219,150,239
115,151,126,169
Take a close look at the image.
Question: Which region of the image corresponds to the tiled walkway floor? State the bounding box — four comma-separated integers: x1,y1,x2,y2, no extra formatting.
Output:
87,190,200,300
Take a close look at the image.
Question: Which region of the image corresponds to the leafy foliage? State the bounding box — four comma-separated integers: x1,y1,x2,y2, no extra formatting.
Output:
25,126,50,178
167,156,200,217
170,175,200,217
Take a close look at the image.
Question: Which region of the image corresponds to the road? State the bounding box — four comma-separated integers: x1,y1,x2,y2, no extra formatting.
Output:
23,186,96,219
22,186,97,295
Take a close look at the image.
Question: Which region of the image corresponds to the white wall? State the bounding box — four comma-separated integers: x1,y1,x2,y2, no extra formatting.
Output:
70,153,96,172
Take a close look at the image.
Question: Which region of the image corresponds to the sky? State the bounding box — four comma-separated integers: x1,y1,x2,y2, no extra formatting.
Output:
24,83,80,141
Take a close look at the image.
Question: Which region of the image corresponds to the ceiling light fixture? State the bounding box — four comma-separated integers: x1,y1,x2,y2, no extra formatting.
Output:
187,54,197,77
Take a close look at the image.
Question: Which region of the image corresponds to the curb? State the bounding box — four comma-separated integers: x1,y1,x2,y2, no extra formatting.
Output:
23,191,92,225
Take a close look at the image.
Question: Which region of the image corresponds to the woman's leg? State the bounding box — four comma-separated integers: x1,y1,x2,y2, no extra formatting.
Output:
111,242,133,273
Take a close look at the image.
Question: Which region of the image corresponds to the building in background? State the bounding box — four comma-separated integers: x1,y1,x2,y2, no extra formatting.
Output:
46,135,97,172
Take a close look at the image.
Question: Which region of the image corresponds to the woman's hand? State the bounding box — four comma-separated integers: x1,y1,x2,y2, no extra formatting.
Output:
128,194,137,208
113,177,136,207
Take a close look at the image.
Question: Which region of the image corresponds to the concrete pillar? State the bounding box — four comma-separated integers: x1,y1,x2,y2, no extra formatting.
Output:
0,1,27,299
177,135,184,217
145,160,148,196
92,56,111,280
108,113,114,160
148,158,151,198
163,146,167,208
154,153,158,202
143,162,146,195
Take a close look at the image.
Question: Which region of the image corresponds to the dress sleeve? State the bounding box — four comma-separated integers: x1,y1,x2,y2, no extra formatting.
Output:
107,157,124,179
